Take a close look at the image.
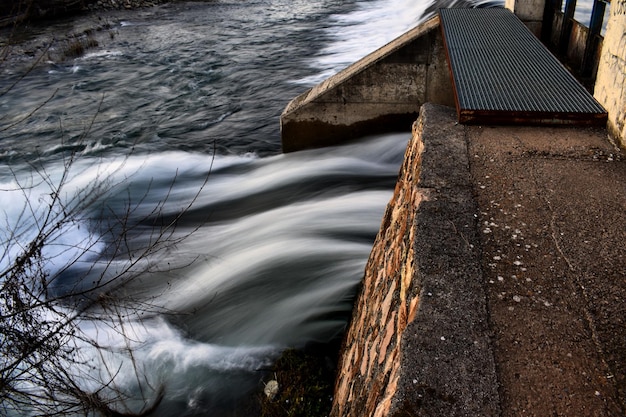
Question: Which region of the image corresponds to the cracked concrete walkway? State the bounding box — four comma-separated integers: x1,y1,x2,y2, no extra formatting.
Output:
467,115,626,416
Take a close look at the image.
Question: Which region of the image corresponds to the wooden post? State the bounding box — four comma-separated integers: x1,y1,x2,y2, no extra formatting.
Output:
541,0,564,42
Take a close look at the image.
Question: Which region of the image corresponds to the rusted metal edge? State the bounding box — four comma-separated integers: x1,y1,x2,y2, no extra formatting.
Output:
459,109,609,126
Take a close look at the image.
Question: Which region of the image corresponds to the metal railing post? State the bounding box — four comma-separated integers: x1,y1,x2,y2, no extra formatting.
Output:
559,0,578,53
582,0,608,77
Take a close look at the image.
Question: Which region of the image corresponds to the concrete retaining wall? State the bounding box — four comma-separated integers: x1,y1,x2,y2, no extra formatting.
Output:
506,0,545,35
330,104,500,417
548,13,603,75
280,17,453,153
595,0,626,148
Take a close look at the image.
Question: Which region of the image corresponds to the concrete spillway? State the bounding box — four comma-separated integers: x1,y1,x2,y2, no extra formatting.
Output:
280,16,454,153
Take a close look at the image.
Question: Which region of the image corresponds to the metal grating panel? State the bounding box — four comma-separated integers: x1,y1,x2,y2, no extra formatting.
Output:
439,8,607,125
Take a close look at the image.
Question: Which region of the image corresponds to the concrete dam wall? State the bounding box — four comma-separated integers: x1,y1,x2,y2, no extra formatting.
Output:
595,0,626,146
281,1,626,151
280,16,454,153
326,104,626,417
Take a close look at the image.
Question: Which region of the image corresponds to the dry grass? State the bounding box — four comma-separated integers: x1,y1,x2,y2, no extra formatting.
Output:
62,34,98,59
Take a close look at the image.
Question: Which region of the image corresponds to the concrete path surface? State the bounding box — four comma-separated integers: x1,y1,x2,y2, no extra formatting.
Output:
328,103,625,417
466,111,626,415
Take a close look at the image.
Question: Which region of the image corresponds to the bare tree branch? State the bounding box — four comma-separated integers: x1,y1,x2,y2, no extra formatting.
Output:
0,93,212,417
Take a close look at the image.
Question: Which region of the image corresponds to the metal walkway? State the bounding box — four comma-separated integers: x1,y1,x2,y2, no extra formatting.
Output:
439,8,607,126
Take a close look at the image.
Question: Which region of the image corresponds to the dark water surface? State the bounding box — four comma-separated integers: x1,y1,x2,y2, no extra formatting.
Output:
2,0,362,159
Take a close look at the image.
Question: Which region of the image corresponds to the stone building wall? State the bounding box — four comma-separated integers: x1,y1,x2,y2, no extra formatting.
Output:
594,0,626,148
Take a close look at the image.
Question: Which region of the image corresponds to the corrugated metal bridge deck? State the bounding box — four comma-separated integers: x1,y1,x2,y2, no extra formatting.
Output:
439,8,608,126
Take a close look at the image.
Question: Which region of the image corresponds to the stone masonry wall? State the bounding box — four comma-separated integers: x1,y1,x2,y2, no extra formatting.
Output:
330,104,425,417
330,104,500,417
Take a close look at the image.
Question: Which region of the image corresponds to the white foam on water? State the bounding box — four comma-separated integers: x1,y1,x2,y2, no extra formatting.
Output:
0,130,408,414
79,50,124,60
296,0,435,85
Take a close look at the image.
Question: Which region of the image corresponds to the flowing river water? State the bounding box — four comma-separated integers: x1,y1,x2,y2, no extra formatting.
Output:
0,0,513,415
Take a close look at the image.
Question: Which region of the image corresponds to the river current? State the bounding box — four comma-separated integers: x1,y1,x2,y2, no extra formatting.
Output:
0,0,519,415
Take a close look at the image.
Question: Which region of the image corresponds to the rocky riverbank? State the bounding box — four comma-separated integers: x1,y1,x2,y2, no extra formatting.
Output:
0,0,174,29
85,0,169,12
0,0,182,73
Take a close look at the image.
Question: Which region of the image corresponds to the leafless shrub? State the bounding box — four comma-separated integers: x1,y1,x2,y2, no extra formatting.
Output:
0,93,211,417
